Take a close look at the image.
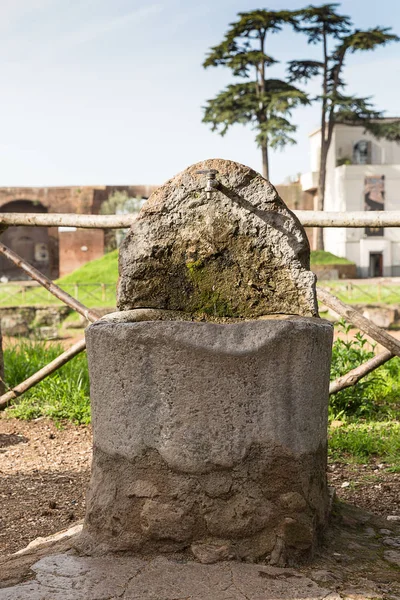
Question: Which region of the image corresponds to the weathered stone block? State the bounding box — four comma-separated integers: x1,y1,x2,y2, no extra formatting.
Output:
117,159,318,318
78,316,333,564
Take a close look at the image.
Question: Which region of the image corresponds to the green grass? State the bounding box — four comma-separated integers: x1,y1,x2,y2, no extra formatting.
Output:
329,320,400,419
0,250,119,308
311,250,354,265
56,249,118,285
329,422,400,468
318,280,400,305
327,320,400,469
4,339,90,424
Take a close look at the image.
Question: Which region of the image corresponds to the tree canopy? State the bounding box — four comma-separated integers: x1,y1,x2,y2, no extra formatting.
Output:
202,9,309,179
287,3,399,249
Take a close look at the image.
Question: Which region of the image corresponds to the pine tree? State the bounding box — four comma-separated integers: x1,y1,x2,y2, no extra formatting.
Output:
288,3,399,249
202,10,309,180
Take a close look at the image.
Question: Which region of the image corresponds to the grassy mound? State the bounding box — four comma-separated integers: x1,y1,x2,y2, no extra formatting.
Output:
311,250,354,265
56,249,119,285
0,250,119,308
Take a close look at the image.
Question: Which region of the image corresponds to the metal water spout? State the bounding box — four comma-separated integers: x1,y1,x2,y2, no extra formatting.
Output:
196,169,220,200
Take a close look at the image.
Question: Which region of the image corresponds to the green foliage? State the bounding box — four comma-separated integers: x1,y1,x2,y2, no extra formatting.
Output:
288,3,399,240
363,119,400,143
99,191,143,216
329,320,400,420
328,319,400,467
290,6,398,124
202,9,308,176
4,340,90,424
203,80,308,149
294,3,351,43
311,250,354,265
336,157,352,166
330,320,377,417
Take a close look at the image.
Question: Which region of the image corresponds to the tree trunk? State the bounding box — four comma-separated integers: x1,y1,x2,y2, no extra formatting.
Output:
315,148,326,250
313,27,329,252
262,143,269,180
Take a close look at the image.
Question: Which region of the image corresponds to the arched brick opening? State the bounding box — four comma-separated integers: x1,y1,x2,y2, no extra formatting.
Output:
0,200,58,280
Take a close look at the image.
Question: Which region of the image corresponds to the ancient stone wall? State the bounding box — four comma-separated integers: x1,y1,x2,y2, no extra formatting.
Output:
0,185,157,279
58,229,105,278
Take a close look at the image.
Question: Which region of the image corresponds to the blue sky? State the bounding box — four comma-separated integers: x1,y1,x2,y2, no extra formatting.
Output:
0,0,399,187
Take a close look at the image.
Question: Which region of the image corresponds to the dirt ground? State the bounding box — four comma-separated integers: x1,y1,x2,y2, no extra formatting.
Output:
0,417,91,556
0,416,399,559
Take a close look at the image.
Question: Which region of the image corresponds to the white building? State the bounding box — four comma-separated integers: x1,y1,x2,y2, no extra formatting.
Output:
301,122,400,277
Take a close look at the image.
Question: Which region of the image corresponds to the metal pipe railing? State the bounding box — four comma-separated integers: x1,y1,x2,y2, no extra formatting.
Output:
2,211,400,228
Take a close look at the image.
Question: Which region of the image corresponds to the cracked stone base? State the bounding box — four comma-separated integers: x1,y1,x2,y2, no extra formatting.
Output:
79,318,333,564
0,554,340,600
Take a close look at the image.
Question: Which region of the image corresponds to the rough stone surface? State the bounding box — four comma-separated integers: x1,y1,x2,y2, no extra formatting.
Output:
117,159,318,318
0,553,334,599
13,524,83,557
78,317,333,563
359,305,398,330
384,549,400,567
3,502,399,598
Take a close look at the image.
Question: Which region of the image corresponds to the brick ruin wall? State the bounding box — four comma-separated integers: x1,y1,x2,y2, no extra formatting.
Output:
0,185,157,280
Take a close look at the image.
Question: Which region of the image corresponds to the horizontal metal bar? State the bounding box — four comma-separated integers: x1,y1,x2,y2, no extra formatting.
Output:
0,213,136,228
1,211,400,228
294,210,400,227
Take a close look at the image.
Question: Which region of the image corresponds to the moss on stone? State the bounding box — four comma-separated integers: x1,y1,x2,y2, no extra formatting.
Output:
185,260,233,317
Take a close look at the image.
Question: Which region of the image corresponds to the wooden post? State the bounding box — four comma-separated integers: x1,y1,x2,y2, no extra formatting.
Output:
0,339,87,409
0,242,99,323
330,349,392,394
317,287,400,358
0,242,103,410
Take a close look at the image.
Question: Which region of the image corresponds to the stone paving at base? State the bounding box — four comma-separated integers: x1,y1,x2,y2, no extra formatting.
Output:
0,552,341,600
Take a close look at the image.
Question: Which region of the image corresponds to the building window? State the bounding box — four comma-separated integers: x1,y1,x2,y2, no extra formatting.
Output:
353,140,371,165
364,175,384,237
369,252,383,277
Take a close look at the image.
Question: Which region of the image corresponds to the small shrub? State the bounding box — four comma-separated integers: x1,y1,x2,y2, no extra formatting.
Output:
329,320,380,418
329,320,400,421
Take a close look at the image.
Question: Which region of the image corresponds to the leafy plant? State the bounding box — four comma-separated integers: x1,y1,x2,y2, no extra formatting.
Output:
330,319,400,419
330,319,379,417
